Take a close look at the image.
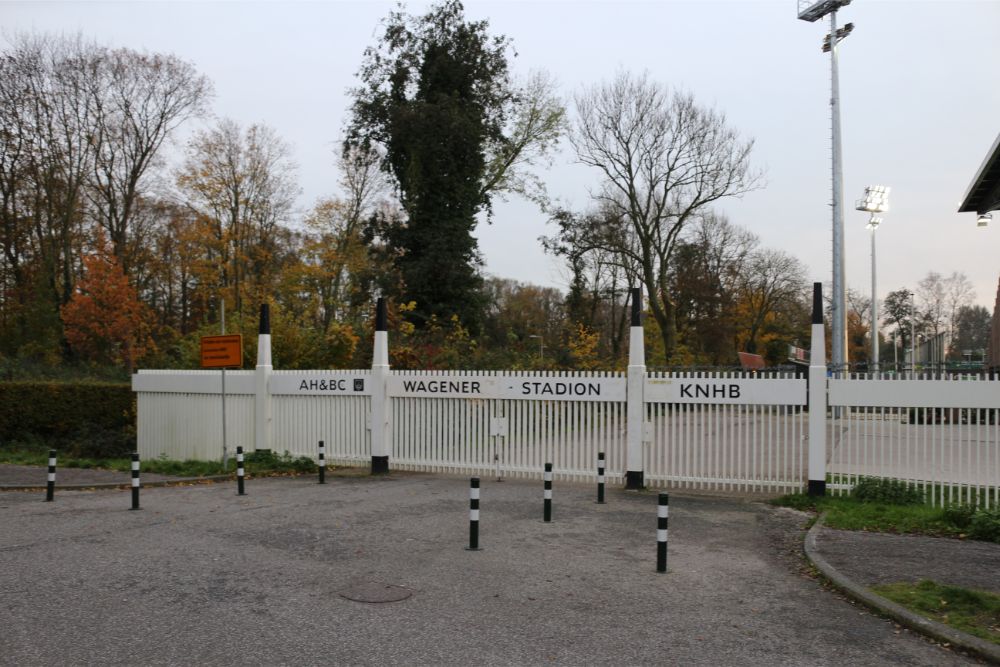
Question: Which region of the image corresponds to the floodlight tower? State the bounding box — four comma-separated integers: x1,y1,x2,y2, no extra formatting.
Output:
856,185,890,373
799,0,854,372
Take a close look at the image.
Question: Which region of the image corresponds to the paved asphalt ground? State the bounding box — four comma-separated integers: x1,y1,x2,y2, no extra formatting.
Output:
0,474,979,666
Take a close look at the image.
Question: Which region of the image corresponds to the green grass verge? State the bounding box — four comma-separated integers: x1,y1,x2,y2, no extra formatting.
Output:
871,580,1000,645
0,442,316,477
772,493,963,537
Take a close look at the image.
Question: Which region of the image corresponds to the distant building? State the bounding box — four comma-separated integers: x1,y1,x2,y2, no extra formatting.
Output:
958,132,1000,372
904,331,948,369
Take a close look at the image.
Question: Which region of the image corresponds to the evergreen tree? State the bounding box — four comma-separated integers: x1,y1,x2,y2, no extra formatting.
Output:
347,1,563,333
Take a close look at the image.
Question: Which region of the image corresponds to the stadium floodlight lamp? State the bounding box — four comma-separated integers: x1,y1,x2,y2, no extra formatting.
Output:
798,0,852,22
866,215,883,230
800,0,856,373
856,185,890,213
822,22,855,52
978,213,992,228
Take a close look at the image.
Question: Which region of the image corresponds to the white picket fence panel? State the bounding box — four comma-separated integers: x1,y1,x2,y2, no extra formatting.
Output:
828,373,1000,506
643,372,807,493
135,370,255,462
271,370,372,465
389,371,626,481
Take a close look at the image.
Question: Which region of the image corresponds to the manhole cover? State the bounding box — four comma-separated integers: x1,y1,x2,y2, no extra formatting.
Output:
338,582,413,603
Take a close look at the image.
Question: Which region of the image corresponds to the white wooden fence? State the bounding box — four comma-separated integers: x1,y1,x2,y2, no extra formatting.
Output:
828,373,1000,505
643,372,807,494
133,294,1000,505
389,371,626,481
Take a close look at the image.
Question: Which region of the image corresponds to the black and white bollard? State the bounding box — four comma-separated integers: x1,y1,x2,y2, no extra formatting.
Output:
657,493,669,573
130,452,141,510
466,477,481,551
45,449,56,502
596,452,606,504
236,446,246,496
543,463,553,522
318,440,326,485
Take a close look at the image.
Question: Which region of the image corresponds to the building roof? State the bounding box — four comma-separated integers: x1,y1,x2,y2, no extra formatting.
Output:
959,132,1000,215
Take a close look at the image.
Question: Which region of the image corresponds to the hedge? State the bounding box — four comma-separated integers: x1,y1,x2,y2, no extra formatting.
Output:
0,381,135,457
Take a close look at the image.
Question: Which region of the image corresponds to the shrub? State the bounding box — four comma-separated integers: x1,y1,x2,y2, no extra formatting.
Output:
0,381,134,458
244,450,314,474
851,477,924,505
942,503,978,530
968,507,1000,543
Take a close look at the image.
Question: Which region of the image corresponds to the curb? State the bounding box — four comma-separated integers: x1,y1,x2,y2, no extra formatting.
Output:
804,513,1000,664
0,475,232,492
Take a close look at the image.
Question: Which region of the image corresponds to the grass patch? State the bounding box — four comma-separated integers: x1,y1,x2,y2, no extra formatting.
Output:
772,493,963,537
772,476,1000,543
0,441,316,478
871,580,1000,645
824,499,960,536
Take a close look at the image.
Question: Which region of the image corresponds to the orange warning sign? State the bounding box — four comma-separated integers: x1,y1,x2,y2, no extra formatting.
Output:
200,334,243,368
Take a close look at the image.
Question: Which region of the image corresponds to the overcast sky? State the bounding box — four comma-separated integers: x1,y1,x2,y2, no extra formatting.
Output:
5,0,1000,310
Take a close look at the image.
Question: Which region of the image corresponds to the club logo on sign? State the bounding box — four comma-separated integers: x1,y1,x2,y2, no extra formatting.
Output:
354,379,365,391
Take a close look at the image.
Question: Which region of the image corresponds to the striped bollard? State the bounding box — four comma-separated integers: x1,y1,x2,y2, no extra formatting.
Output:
465,477,481,551
318,440,326,485
130,452,141,510
45,449,56,502
543,463,553,522
236,446,246,496
596,452,606,504
657,493,669,573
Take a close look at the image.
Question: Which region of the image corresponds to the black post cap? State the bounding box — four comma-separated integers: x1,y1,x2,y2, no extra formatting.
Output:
259,303,270,334
375,297,387,332
630,287,642,326
812,283,823,325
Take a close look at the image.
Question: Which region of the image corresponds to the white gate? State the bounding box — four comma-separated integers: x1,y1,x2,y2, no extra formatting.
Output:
389,371,626,481
643,372,807,493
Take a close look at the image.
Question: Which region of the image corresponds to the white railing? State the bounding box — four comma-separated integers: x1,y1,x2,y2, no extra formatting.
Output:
389,371,626,482
132,296,1000,505
271,370,372,465
643,372,807,493
828,373,1000,506
134,370,254,461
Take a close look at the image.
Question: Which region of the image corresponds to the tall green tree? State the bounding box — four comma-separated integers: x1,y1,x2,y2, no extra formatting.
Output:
346,0,564,332
883,288,918,350
951,304,991,360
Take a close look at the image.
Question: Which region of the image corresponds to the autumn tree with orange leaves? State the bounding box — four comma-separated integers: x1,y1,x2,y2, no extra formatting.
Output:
60,234,156,373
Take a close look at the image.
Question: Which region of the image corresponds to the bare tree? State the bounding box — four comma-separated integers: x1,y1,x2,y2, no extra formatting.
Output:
541,203,642,361
88,48,212,272
736,248,807,354
572,70,763,359
480,70,567,209
302,144,391,329
942,271,974,353
671,213,758,364
847,287,872,335
0,33,211,356
0,35,102,328
176,119,298,318
917,271,947,342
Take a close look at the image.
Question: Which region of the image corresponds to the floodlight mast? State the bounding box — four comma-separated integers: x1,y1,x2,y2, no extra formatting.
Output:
856,185,890,373
799,0,854,372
